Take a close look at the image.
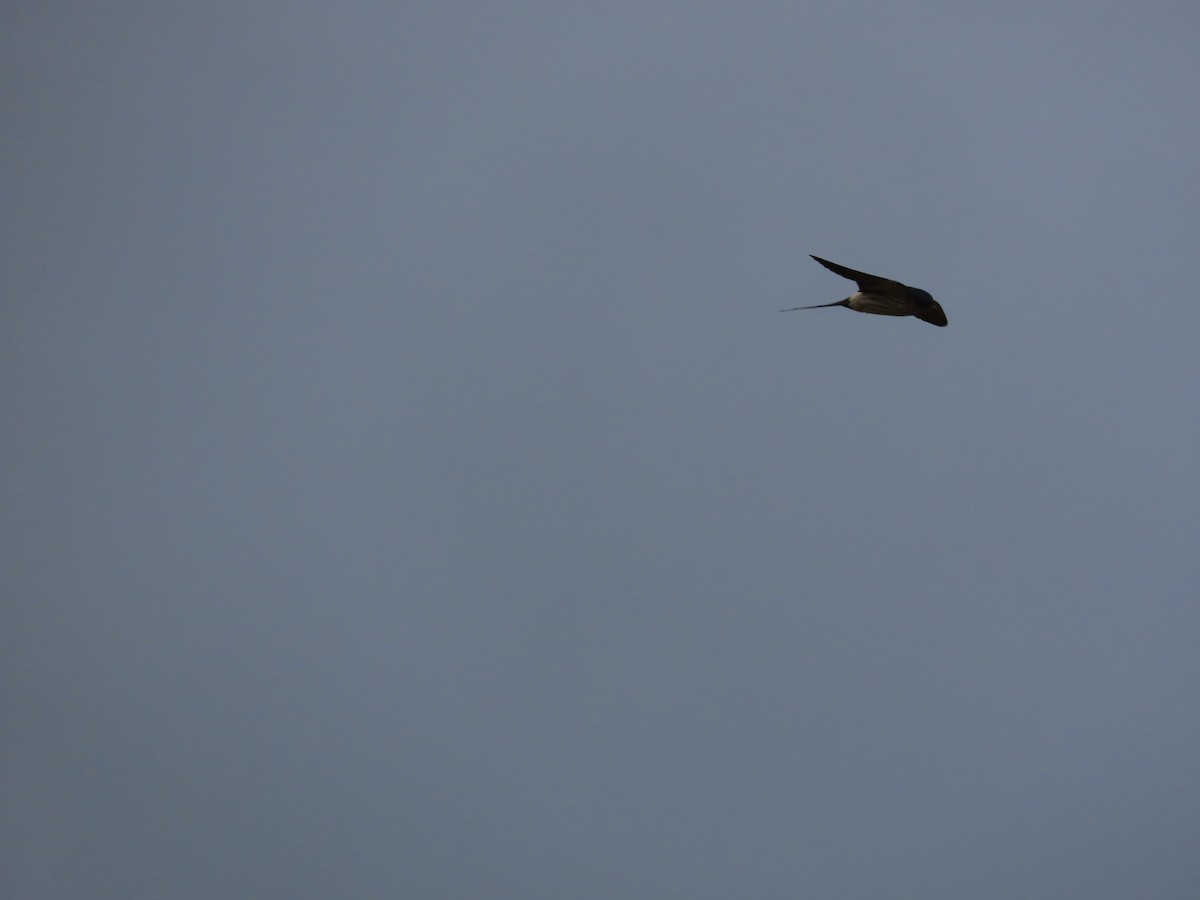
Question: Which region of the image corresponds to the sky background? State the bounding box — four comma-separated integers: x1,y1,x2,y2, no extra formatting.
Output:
3,3,1199,897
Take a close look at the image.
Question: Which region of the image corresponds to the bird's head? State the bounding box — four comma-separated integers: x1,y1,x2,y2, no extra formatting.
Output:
907,287,948,327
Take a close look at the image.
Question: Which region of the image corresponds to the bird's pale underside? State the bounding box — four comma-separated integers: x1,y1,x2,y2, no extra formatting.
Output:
782,256,947,327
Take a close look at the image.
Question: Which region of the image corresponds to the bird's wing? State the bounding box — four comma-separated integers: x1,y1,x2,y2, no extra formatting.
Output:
810,256,906,297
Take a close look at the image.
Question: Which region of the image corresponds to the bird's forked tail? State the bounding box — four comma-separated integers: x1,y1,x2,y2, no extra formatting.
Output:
780,299,850,312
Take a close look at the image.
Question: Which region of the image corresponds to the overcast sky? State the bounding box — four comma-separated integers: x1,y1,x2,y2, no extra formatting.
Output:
4,3,1199,898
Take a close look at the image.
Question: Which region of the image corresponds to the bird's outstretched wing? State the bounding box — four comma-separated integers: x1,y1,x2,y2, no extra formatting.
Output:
810,256,906,297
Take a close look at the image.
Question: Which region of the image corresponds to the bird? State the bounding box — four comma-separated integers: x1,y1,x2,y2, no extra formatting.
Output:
782,256,947,327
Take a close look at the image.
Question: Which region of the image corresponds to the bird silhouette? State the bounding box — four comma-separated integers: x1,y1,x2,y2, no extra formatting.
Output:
782,256,947,327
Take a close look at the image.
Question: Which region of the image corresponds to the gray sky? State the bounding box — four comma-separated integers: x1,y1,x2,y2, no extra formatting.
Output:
4,3,1199,897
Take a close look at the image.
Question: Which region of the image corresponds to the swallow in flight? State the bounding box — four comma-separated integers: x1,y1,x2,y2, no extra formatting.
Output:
782,256,947,326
